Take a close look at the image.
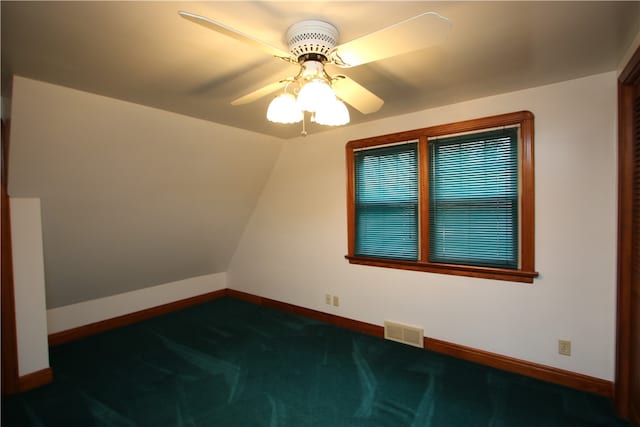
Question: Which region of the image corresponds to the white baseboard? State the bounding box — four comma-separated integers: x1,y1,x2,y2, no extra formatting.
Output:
47,272,226,334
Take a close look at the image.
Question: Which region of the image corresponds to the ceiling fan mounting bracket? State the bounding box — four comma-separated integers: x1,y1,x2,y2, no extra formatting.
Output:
286,20,339,60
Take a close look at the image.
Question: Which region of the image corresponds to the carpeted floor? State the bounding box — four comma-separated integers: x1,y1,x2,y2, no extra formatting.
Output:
2,297,630,426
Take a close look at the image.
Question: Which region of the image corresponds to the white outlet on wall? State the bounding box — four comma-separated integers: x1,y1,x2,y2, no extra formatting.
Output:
325,294,331,305
558,339,572,356
332,295,340,307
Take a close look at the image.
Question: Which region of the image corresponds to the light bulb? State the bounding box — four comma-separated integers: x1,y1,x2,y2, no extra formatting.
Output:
266,93,303,124
296,79,336,113
314,99,350,126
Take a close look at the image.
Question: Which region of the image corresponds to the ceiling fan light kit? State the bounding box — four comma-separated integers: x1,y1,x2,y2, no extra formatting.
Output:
267,76,350,127
266,20,350,127
178,10,451,134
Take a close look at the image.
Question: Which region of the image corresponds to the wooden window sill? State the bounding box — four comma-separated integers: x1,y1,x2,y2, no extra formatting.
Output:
345,255,539,283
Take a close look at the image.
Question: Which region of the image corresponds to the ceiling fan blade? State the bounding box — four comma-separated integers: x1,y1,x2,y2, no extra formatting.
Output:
329,12,451,68
178,11,293,60
332,76,383,114
231,80,291,106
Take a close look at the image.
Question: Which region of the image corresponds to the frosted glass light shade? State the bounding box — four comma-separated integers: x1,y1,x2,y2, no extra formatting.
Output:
266,93,303,124
297,79,335,113
314,99,350,126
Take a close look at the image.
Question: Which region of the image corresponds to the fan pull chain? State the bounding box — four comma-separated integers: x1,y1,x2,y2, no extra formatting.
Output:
301,114,308,137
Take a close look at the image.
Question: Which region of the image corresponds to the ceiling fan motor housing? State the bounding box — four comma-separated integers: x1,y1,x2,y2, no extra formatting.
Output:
286,20,339,62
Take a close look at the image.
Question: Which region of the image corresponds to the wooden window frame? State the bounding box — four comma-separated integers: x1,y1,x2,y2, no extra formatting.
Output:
345,111,538,283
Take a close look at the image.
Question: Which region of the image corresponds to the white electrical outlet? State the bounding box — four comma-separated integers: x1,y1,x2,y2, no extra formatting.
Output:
325,294,331,305
558,340,571,356
332,295,340,307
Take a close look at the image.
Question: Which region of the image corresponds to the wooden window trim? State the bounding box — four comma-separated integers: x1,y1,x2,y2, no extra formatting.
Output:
345,111,539,283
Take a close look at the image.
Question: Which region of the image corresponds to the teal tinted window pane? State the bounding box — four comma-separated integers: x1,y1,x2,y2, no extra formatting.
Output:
355,142,418,260
429,128,519,268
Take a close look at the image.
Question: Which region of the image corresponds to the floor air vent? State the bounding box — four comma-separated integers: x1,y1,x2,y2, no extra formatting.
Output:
384,321,424,348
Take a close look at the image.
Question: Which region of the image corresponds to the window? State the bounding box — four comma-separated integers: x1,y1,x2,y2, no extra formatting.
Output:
354,143,419,260
345,111,538,283
429,128,518,268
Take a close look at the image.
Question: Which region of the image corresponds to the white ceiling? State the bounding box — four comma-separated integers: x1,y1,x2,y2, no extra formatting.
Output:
2,1,639,139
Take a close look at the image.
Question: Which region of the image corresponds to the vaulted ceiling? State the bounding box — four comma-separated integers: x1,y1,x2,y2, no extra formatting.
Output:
3,1,639,139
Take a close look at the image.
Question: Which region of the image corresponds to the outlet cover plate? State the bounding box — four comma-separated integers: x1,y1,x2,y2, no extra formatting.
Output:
558,340,571,356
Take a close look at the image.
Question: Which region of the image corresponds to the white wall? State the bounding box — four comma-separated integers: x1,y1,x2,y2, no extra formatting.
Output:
47,272,226,334
11,198,50,376
8,77,282,308
229,71,618,380
11,200,226,374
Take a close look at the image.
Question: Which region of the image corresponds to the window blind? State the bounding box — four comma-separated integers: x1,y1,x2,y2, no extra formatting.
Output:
429,128,519,268
354,142,418,260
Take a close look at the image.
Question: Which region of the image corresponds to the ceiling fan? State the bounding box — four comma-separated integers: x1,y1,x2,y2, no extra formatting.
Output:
178,10,451,132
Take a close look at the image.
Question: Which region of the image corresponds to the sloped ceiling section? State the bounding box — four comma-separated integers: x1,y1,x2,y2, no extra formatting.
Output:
8,77,282,308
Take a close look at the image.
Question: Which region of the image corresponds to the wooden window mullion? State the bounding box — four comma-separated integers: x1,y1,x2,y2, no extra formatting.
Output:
419,135,429,263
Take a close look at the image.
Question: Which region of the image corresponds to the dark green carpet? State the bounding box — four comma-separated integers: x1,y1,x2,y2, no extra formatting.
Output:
2,297,629,426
